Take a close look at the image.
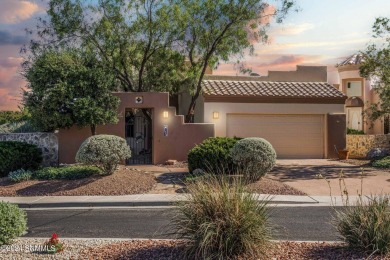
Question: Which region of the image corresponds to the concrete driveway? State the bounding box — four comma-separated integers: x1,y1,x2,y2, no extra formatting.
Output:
269,159,390,196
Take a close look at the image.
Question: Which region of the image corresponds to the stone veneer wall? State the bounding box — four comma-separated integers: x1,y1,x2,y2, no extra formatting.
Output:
0,133,58,166
346,134,390,158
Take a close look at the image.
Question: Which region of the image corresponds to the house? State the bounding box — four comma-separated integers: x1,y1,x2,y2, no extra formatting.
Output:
331,53,389,134
178,65,347,159
58,65,347,164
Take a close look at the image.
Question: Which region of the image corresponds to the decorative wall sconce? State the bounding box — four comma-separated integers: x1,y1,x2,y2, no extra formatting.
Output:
163,111,169,118
213,111,219,119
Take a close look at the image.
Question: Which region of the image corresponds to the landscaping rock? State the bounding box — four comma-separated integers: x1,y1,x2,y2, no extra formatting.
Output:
366,148,389,160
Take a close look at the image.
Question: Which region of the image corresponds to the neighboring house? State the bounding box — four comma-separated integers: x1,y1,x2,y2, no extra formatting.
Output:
334,53,389,134
178,66,347,159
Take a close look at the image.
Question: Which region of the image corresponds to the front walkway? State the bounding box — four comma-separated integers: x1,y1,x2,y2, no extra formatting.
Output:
270,159,390,196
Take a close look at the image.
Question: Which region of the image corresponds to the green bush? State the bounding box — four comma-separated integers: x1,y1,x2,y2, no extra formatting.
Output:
0,141,43,177
372,156,390,168
230,137,276,182
333,195,390,254
0,202,27,245
347,128,365,135
8,169,33,182
34,165,102,180
187,137,241,174
76,135,131,175
172,175,272,259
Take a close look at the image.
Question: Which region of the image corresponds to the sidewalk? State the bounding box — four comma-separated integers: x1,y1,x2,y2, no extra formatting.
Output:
0,194,368,208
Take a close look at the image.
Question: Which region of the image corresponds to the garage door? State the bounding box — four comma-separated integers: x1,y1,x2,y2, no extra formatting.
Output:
227,114,324,159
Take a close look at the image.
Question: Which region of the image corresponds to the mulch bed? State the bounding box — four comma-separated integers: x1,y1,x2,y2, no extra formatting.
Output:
0,166,156,196
79,240,390,260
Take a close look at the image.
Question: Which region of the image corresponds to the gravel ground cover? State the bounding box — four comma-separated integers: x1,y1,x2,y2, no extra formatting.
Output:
337,159,372,167
0,166,156,196
5,239,387,260
247,177,306,195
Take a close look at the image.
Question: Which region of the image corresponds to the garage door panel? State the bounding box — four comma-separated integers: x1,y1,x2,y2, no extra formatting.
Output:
227,114,324,159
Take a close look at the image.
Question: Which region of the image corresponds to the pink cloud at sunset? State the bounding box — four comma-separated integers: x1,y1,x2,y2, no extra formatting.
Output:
0,0,40,24
0,57,25,110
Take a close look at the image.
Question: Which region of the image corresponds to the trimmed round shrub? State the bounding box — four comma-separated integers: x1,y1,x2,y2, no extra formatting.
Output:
34,165,102,180
76,135,131,175
230,137,276,182
187,137,241,174
0,141,42,177
173,175,272,259
0,202,27,245
8,169,33,182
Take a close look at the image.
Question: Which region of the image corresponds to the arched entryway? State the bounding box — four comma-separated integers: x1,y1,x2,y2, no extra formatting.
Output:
345,97,364,131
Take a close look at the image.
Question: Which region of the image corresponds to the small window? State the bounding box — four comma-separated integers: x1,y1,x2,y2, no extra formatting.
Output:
346,81,362,97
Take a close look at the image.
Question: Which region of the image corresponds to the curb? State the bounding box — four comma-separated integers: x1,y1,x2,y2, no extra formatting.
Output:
14,199,320,209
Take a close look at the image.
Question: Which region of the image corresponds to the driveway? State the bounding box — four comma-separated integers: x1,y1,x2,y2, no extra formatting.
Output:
269,159,390,196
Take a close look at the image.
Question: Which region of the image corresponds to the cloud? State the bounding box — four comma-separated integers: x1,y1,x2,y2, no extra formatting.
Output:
0,30,27,46
0,56,24,110
0,0,40,24
270,23,315,36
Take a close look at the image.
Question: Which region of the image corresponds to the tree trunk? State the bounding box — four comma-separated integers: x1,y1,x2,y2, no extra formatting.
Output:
91,125,96,136
185,96,197,123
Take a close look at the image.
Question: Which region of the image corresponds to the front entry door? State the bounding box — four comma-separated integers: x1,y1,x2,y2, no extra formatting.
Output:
125,109,152,164
347,107,363,131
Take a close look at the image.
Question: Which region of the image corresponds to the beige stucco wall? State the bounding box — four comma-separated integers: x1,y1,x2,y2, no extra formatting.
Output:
207,65,327,82
347,134,390,158
204,102,345,158
338,68,383,134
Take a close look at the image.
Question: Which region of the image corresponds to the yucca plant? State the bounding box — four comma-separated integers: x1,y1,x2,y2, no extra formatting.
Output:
172,174,272,259
333,195,390,255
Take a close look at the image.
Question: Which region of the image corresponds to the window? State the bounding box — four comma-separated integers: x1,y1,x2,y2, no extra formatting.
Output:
346,81,362,97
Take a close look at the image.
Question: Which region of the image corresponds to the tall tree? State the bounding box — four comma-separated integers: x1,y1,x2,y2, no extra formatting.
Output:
25,0,187,94
23,49,120,135
360,17,390,127
174,0,296,122
24,0,296,123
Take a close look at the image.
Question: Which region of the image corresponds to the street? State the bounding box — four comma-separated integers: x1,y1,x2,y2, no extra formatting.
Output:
25,206,340,241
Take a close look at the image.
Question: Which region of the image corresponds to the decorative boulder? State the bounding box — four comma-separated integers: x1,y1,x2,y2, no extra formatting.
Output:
366,148,389,160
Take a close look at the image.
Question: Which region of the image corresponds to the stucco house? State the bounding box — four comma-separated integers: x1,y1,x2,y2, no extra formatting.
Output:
178,65,347,160
332,53,388,135
58,65,348,164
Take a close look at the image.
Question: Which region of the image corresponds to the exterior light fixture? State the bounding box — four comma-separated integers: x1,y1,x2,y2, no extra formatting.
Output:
213,111,219,119
163,111,169,118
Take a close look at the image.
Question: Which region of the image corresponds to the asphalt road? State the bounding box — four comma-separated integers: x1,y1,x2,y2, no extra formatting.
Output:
25,207,340,241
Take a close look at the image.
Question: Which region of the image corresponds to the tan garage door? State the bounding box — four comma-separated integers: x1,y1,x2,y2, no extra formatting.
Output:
227,114,324,159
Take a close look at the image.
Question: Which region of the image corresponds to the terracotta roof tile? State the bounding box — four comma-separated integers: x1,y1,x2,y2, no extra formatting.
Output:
203,80,346,100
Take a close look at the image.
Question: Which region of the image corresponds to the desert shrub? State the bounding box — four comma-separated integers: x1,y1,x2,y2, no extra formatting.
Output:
187,137,241,174
76,135,131,175
34,165,102,180
0,141,42,177
8,169,33,182
230,137,276,182
172,175,272,259
371,156,390,168
333,195,390,254
347,128,365,135
0,202,27,245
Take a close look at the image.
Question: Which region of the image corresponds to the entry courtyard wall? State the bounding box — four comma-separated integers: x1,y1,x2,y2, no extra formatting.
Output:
347,134,390,158
58,92,215,164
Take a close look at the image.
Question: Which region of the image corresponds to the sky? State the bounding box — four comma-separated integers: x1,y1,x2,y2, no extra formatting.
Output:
0,0,389,111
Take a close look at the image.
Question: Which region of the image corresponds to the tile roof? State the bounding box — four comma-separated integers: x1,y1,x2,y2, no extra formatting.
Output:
202,80,347,103
337,53,365,67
